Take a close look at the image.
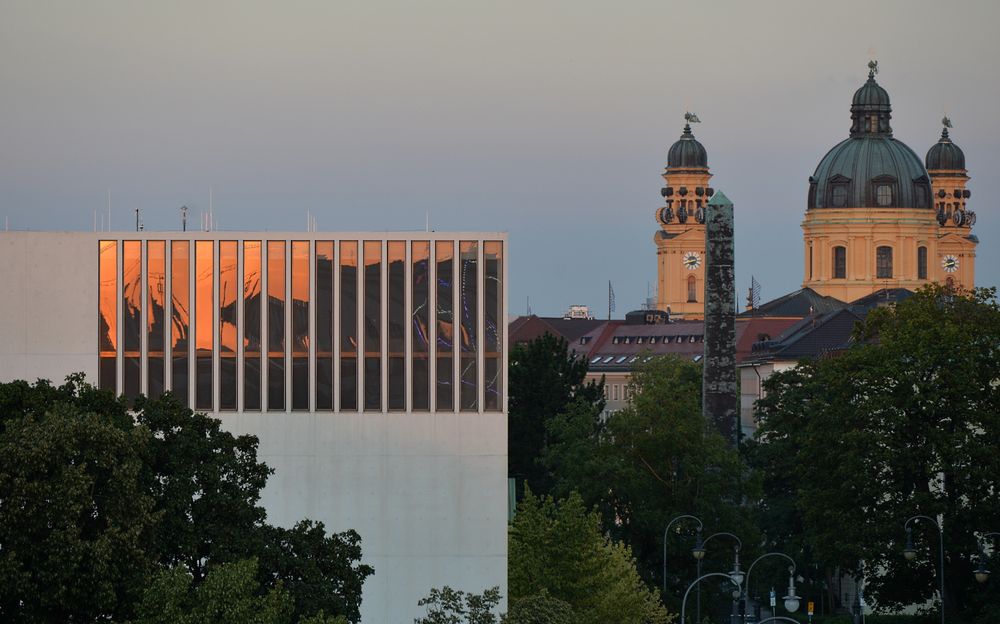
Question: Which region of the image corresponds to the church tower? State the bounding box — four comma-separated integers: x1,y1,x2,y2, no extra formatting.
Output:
926,120,977,287
654,114,714,318
801,62,977,300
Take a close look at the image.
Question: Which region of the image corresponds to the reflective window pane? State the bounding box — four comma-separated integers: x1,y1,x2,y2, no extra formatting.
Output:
195,241,214,410
170,241,190,406
387,241,405,410
147,241,166,399
364,241,381,411
123,241,142,401
411,241,430,411
267,241,286,411
340,241,358,410
291,241,310,410
219,241,237,410
435,241,454,410
243,241,262,410
459,241,478,411
484,241,502,411
98,241,117,392
315,241,334,410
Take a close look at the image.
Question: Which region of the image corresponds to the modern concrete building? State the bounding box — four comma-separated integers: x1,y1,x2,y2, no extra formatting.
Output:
0,230,508,624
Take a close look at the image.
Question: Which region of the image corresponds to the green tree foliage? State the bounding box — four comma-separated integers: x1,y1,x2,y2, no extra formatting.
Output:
750,286,1000,622
503,591,575,624
509,489,673,624
0,392,154,621
131,558,294,624
542,356,756,600
414,586,502,624
0,376,373,623
508,334,604,494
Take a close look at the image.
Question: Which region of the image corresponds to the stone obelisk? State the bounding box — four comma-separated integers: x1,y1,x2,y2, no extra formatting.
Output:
702,191,738,446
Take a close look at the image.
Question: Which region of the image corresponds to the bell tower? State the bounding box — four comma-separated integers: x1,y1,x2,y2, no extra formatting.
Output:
654,113,713,318
926,118,977,288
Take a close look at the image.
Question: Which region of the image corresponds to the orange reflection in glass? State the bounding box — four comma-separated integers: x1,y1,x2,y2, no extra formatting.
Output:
122,241,142,355
267,241,285,355
195,241,214,354
171,241,190,351
147,241,166,352
291,241,309,355
243,241,262,352
219,241,238,353
99,241,117,353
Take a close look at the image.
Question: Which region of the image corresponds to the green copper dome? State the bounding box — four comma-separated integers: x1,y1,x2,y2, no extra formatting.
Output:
667,123,708,169
926,127,966,171
808,64,932,210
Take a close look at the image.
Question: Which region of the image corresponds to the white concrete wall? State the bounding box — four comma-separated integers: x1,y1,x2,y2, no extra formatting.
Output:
0,231,507,624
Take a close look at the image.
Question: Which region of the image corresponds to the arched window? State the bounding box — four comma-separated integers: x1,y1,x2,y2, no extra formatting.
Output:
833,246,847,279
876,246,893,279
687,275,697,303
917,246,928,279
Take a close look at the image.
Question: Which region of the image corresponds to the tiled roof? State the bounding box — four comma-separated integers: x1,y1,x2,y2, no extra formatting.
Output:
745,307,864,363
739,287,846,318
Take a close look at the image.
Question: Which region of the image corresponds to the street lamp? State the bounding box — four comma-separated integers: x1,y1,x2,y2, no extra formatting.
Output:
902,515,945,624
680,572,741,624
742,552,800,622
663,514,704,596
695,531,742,624
973,532,999,584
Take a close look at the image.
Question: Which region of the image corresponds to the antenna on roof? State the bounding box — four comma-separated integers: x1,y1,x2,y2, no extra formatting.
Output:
181,205,188,232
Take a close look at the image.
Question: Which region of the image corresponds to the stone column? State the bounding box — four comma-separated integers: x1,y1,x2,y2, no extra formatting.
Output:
702,191,737,446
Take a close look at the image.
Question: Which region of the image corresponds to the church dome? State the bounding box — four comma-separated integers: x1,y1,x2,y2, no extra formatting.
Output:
808,64,932,210
925,126,966,171
667,123,708,169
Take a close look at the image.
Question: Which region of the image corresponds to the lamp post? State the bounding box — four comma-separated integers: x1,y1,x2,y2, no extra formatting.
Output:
680,572,741,624
692,531,743,624
902,515,945,624
663,514,704,596
973,531,999,584
742,552,800,623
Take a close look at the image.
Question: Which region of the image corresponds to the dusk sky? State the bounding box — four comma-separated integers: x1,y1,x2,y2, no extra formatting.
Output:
3,0,998,316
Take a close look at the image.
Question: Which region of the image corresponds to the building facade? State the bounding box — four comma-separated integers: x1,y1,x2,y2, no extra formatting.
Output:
802,63,978,300
0,231,508,624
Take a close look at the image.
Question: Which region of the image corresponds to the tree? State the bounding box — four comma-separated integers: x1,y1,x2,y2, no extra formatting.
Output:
508,334,604,495
414,586,502,624
509,489,672,624
0,377,373,623
750,285,1000,622
0,382,154,622
503,592,575,624
541,355,757,602
131,558,294,624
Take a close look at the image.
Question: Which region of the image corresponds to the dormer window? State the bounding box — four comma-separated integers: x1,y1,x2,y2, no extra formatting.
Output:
827,175,851,208
876,185,893,206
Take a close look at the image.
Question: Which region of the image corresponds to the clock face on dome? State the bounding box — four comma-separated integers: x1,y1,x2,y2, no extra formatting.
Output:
682,251,702,270
942,255,959,273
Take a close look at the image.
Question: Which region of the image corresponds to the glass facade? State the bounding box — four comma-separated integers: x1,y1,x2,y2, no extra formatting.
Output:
267,241,286,411
147,241,166,399
411,241,430,411
97,236,504,414
171,241,190,406
244,241,262,410
195,241,214,410
459,241,478,411
387,241,405,411
219,241,238,410
436,241,454,411
98,241,117,391
291,241,310,410
340,241,358,410
122,241,142,401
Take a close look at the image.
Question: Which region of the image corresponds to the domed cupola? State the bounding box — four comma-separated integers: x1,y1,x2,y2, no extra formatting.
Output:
850,61,893,136
807,61,932,211
667,113,708,170
926,119,966,171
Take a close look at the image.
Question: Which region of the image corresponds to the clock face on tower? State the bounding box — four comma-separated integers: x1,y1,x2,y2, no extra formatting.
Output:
942,255,959,273
682,251,702,270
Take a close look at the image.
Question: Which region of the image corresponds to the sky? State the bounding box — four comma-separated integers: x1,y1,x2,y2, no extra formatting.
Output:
2,0,999,317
